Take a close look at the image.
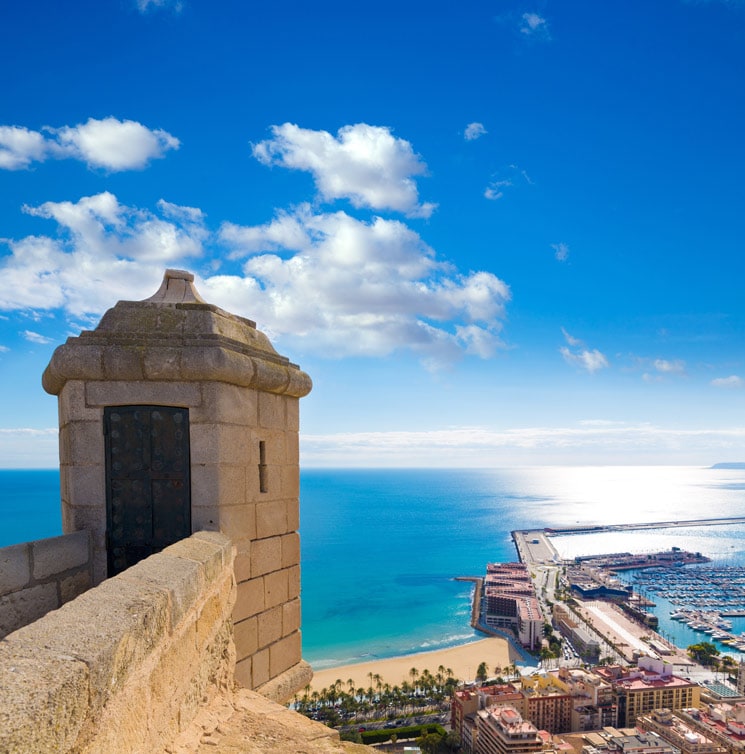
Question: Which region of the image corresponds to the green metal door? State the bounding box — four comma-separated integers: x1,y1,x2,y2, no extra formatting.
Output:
104,405,191,576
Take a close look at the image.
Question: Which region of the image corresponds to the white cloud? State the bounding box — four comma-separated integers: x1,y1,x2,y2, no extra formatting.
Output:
0,345,8,352
0,428,59,469
552,242,569,262
301,423,745,467
252,123,436,217
0,126,47,170
653,358,686,374
0,191,509,365
0,192,206,315
464,122,487,141
484,179,512,201
520,12,550,37
50,118,180,171
711,375,744,389
0,118,179,171
214,205,510,362
560,329,608,373
135,0,183,12
22,330,52,344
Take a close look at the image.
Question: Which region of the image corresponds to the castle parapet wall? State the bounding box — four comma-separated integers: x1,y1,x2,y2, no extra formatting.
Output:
0,530,235,754
0,529,92,639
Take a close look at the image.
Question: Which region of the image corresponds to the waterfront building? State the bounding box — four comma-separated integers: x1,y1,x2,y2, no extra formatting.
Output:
553,603,601,663
738,661,745,697
678,703,745,754
476,705,544,754
485,563,544,651
521,674,574,733
556,666,618,731
453,685,525,752
595,657,701,727
637,709,727,754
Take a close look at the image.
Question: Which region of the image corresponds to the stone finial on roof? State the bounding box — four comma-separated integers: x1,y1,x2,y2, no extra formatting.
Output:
143,269,206,304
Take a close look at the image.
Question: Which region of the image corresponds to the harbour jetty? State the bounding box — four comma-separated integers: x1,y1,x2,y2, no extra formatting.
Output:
545,515,745,536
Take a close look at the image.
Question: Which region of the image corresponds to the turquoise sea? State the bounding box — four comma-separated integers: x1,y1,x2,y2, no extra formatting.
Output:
3,466,745,669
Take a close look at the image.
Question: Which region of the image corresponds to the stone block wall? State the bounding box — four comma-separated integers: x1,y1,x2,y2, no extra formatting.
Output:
0,531,235,754
0,529,91,639
55,375,308,692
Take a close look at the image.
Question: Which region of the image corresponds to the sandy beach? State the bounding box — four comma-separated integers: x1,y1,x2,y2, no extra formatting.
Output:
308,637,519,692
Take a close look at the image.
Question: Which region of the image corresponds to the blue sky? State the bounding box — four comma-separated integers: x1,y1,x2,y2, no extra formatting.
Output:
1,0,744,467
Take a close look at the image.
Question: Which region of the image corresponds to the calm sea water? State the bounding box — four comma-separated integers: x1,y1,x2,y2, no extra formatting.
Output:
3,466,745,669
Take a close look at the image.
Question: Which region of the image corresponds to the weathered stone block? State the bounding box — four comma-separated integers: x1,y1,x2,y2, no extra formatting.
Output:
288,565,301,600
257,392,285,430
280,533,300,570
194,382,258,426
256,499,288,539
33,530,89,580
269,631,302,679
0,644,89,754
212,500,256,543
119,551,204,629
162,532,232,584
142,346,182,380
60,569,92,604
282,598,301,636
235,655,252,688
250,537,282,577
60,464,105,508
234,615,258,657
233,549,251,582
264,568,290,610
0,583,59,639
233,577,265,622
252,647,271,687
282,464,301,498
286,498,300,531
0,543,30,594
258,605,283,647
286,398,299,432
102,344,144,381
5,577,170,712
60,380,99,422
65,420,104,465
85,380,201,407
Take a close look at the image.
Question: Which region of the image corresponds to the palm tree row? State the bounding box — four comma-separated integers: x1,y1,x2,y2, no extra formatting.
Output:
293,664,460,726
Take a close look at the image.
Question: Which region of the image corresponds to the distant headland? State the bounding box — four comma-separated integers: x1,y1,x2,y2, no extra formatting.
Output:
711,462,745,469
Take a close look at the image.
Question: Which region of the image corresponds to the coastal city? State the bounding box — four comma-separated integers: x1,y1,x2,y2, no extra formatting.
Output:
301,522,745,754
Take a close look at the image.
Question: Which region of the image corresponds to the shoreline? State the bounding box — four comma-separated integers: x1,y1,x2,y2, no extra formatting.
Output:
307,636,521,693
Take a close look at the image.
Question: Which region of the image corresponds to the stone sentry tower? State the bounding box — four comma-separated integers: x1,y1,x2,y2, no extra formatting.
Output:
42,269,313,694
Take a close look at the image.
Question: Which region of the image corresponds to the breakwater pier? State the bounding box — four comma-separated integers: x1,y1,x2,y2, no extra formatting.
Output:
545,515,745,536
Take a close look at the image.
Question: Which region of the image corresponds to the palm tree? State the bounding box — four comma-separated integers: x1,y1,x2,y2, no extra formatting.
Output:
476,661,488,683
409,667,419,691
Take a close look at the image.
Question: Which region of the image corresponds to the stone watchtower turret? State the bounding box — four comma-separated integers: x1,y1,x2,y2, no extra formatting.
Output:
42,269,312,693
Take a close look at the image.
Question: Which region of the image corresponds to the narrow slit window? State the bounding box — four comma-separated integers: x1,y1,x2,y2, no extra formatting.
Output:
259,440,267,493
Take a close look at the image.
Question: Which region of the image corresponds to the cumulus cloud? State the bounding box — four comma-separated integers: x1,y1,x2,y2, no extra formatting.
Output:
252,123,436,218
215,205,510,362
560,329,609,373
0,126,47,170
552,242,569,262
1,193,509,364
22,330,52,344
711,375,744,388
520,12,550,37
0,345,9,353
653,358,686,374
0,192,207,315
464,122,487,141
0,118,179,171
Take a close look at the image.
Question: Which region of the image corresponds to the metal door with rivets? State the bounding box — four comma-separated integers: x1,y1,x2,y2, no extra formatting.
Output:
104,405,191,576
